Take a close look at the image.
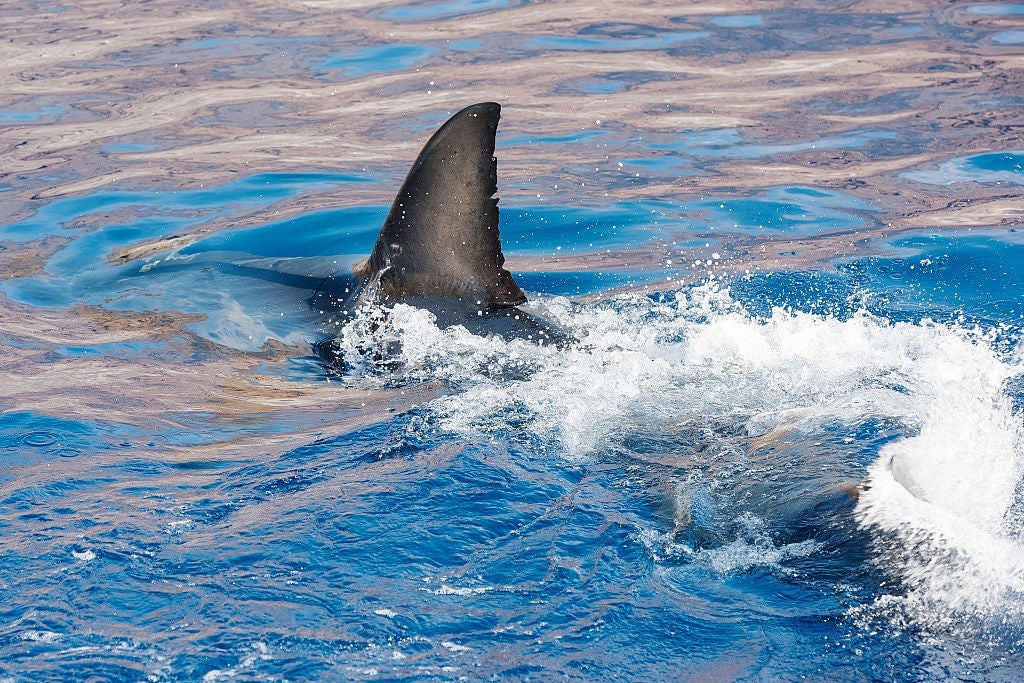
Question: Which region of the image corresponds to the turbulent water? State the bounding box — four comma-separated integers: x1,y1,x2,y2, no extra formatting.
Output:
2,1,1024,680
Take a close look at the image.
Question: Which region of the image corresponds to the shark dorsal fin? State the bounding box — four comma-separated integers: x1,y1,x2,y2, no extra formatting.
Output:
355,102,526,308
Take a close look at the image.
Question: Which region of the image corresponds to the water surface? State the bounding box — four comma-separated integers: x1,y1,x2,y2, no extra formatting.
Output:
2,0,1024,680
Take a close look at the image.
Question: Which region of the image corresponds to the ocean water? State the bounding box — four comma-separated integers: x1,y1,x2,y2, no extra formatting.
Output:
2,1,1024,680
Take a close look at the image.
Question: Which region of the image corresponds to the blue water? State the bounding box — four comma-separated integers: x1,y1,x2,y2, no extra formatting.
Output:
5,165,1024,680
967,4,1024,16
377,0,516,22
318,45,437,77
903,151,1024,185
711,15,764,28
4,3,1024,681
0,106,66,124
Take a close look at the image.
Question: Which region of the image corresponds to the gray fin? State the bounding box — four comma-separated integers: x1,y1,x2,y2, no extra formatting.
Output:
355,102,527,308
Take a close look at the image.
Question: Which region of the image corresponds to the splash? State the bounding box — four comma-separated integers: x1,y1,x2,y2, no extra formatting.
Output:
639,513,820,573
337,281,1024,633
339,282,968,458
856,324,1024,640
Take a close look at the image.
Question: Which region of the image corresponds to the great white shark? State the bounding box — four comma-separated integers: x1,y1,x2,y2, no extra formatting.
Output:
124,102,561,367
310,102,561,368
120,102,869,554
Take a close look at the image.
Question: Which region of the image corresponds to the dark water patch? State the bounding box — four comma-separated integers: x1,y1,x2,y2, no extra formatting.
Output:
95,129,209,158
811,89,924,119
448,37,484,51
258,353,332,382
556,77,624,95
619,152,698,177
53,340,170,360
170,459,244,472
749,9,920,50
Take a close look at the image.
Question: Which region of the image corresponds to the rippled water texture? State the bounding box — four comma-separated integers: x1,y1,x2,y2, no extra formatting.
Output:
2,1,1024,680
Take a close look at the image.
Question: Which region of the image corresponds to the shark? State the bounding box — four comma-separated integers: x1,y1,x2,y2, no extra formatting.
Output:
119,102,560,368
310,102,561,368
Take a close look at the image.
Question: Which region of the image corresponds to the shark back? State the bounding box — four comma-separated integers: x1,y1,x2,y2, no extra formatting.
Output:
355,102,526,308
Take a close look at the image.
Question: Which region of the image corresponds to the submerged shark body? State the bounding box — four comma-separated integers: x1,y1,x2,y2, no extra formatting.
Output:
311,102,561,368
123,102,558,365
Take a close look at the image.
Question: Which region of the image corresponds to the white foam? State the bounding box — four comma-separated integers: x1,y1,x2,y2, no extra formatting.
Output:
21,630,61,643
431,584,493,596
347,285,939,458
339,282,1024,630
200,642,272,682
638,515,819,573
856,321,1024,633
700,516,819,575
71,548,96,562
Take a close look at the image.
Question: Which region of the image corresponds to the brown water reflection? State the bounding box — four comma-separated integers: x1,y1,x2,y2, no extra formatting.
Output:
1,0,1022,447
